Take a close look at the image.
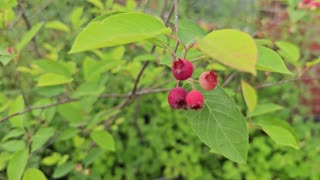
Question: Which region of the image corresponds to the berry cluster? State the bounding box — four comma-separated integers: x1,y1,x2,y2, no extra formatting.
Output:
298,0,320,10
168,58,218,110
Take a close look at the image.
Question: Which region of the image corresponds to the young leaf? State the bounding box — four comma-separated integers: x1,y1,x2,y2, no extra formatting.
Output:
2,128,24,141
178,19,206,47
306,58,320,68
57,103,83,124
198,29,257,75
16,22,44,51
90,130,115,151
186,86,248,163
83,147,105,167
276,41,300,65
45,21,70,32
52,162,74,178
23,168,47,180
257,45,292,75
7,149,29,180
8,95,25,128
248,103,283,117
69,12,171,53
241,80,257,113
37,73,73,87
257,119,299,149
31,127,55,152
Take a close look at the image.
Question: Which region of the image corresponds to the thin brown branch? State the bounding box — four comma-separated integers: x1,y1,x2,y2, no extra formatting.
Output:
0,98,77,123
18,0,41,57
255,77,320,89
173,0,179,56
134,97,145,144
222,72,238,87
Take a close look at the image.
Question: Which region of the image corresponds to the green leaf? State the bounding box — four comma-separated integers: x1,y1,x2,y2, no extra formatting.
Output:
34,60,72,77
87,0,104,10
23,168,47,180
288,9,307,23
72,81,105,98
16,22,44,51
90,130,115,151
186,86,248,163
57,103,83,124
0,55,14,66
306,57,320,68
178,19,206,46
257,119,299,149
0,140,26,152
45,21,70,32
241,80,257,113
83,147,105,167
198,29,257,75
257,45,292,75
276,41,300,65
69,12,171,53
248,103,283,117
2,128,24,141
255,39,272,46
42,152,61,166
7,149,29,180
70,7,86,29
52,162,74,178
31,127,55,152
37,73,73,87
8,95,25,128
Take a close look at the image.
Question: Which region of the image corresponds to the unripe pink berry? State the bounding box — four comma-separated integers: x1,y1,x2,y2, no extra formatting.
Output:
199,70,218,90
172,59,193,80
168,87,188,109
7,47,14,54
186,90,204,110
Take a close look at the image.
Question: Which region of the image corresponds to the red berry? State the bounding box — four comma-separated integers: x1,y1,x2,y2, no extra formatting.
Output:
303,0,311,4
199,70,218,90
7,47,14,54
186,90,204,110
168,87,188,109
172,59,193,80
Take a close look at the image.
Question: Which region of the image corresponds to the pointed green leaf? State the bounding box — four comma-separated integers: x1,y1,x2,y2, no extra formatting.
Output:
31,127,55,152
16,22,44,51
2,129,24,141
90,130,115,151
257,119,299,149
306,57,320,68
45,21,70,32
23,168,47,180
276,41,300,65
248,103,284,117
7,149,29,180
8,95,25,128
52,162,74,178
178,19,206,46
186,86,248,163
0,55,14,66
37,73,73,87
257,45,292,75
198,29,257,75
241,80,257,113
69,12,171,53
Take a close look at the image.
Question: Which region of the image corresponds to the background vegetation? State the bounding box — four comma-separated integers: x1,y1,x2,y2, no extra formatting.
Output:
0,0,320,179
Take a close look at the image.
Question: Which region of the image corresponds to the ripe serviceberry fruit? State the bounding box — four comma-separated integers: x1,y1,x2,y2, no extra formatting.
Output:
168,87,188,109
7,47,14,54
172,59,193,80
186,90,204,110
199,70,218,90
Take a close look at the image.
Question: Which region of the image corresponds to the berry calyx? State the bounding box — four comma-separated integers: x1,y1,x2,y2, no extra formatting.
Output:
7,47,14,54
186,90,204,110
167,87,188,109
199,70,218,90
172,59,194,81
